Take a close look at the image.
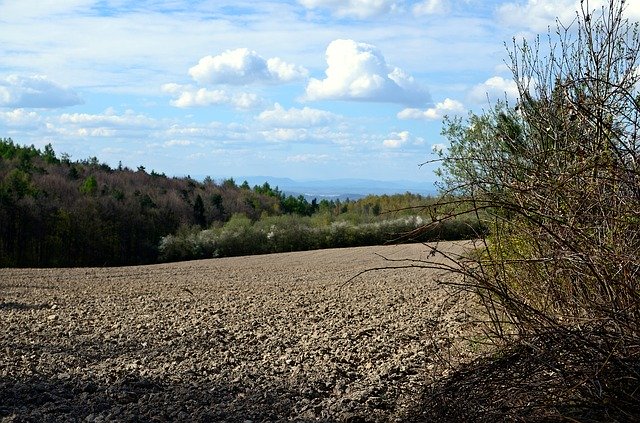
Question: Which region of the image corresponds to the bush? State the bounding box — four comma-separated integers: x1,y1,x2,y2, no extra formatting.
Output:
421,1,640,417
436,0,640,336
158,212,481,261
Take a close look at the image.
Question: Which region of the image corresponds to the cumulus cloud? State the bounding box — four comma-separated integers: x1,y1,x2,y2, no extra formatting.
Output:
382,130,424,149
305,39,430,106
298,0,399,18
161,84,263,110
0,75,82,108
397,98,465,120
258,103,338,127
468,76,519,104
188,48,308,85
0,108,42,127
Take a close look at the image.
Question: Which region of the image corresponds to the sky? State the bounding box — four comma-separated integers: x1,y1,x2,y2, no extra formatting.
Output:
1,0,638,186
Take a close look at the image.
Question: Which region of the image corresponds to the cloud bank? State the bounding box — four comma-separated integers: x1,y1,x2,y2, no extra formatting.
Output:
258,103,338,128
305,39,430,106
58,109,157,129
161,84,263,109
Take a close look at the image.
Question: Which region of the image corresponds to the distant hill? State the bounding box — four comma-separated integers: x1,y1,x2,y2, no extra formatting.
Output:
199,176,438,200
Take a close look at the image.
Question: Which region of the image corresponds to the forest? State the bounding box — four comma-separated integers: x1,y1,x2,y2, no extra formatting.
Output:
0,138,479,267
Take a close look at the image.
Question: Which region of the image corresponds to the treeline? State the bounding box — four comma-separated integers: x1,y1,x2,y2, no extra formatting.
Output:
0,138,275,266
0,138,480,267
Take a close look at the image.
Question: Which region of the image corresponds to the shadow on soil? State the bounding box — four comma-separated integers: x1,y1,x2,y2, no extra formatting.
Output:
0,302,50,311
0,374,325,423
407,329,640,422
2,327,638,422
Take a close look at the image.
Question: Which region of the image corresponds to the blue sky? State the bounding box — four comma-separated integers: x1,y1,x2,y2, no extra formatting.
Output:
1,0,637,185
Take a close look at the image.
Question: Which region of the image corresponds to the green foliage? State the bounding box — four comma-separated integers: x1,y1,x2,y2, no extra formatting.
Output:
79,175,98,195
222,177,236,188
0,138,18,159
3,169,36,198
43,143,59,164
281,194,317,216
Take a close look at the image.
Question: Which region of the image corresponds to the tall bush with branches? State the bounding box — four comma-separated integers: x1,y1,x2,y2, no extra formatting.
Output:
414,1,640,416
436,0,639,337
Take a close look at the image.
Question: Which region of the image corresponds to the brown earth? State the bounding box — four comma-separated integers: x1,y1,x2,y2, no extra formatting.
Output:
0,241,482,422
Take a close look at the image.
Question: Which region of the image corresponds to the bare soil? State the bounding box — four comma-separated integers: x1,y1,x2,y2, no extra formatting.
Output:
0,241,481,422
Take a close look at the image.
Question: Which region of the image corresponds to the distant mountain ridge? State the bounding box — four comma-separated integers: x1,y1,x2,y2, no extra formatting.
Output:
206,176,438,200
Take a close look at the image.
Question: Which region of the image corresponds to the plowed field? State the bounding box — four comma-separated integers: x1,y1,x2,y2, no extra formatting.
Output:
1,241,480,422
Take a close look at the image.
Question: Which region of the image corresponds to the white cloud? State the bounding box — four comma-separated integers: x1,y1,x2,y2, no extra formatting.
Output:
413,0,449,16
58,109,156,129
497,0,640,32
0,75,82,108
305,39,430,106
285,153,330,163
48,124,117,138
188,48,308,85
50,109,157,139
298,0,399,18
171,88,230,108
468,76,519,104
0,0,94,20
162,122,250,142
0,108,42,127
258,103,338,127
261,128,309,142
164,140,194,147
382,130,411,148
233,92,262,110
266,57,309,82
398,98,465,120
161,84,263,110
627,2,640,21
497,0,575,32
